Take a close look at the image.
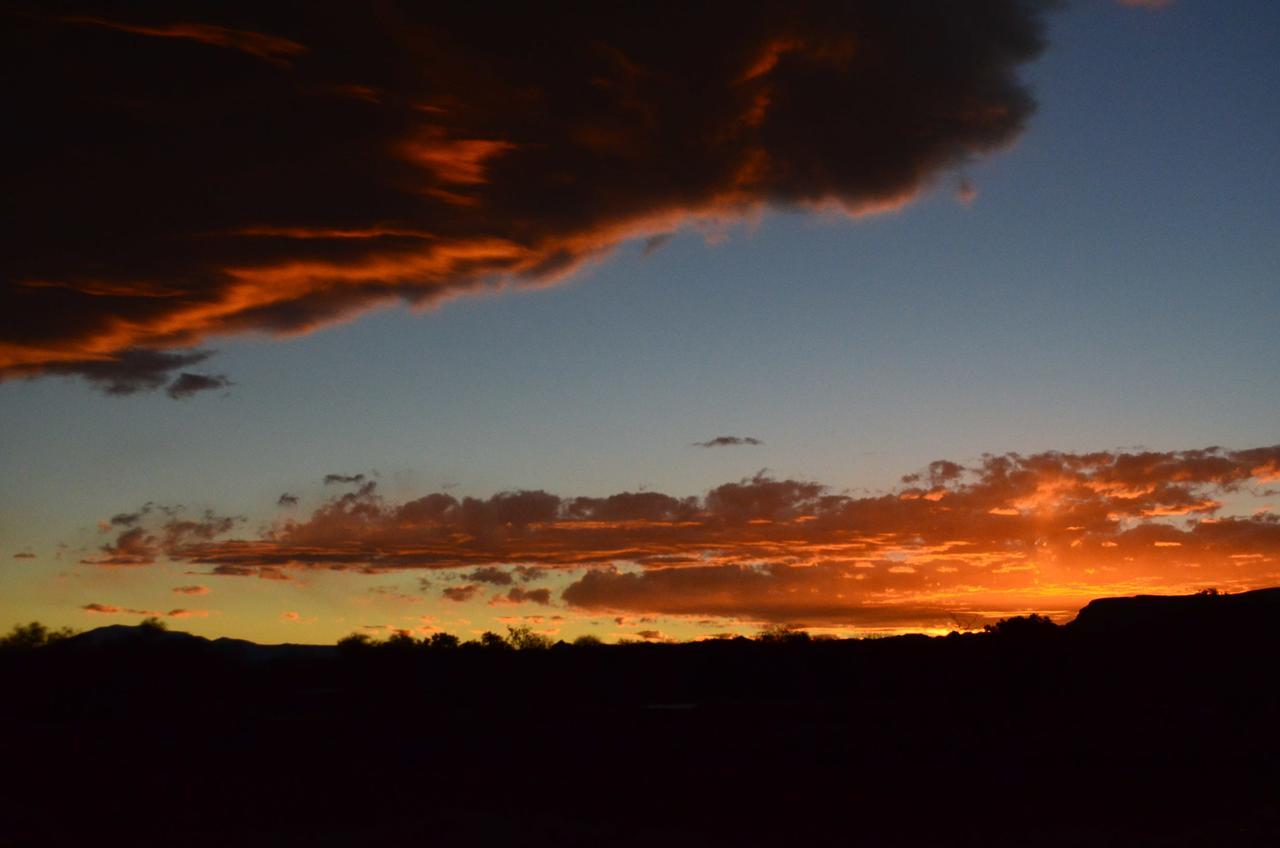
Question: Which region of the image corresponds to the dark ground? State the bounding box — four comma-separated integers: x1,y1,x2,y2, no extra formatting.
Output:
2,589,1278,846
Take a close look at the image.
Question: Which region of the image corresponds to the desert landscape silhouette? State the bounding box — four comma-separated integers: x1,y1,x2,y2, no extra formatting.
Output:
3,587,1279,845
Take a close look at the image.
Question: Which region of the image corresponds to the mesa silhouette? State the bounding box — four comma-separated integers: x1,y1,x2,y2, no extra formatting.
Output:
3,588,1278,846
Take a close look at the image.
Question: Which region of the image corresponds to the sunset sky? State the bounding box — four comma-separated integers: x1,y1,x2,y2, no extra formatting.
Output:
2,0,1277,644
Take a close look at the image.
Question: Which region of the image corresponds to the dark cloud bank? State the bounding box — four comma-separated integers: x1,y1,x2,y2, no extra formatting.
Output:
3,0,1054,394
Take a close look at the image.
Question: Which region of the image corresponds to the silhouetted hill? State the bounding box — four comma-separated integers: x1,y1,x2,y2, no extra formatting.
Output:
1069,586,1280,638
3,588,1278,847
63,622,336,662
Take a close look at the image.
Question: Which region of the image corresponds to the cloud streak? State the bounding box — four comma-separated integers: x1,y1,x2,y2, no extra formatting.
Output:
4,1,1054,392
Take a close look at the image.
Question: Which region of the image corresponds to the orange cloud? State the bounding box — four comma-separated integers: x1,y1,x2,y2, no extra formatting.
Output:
83,445,1280,630
5,2,1054,393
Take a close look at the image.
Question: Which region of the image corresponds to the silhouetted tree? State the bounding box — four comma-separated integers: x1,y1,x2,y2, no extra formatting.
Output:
478,631,512,651
506,625,552,650
0,621,75,650
138,616,168,634
382,630,418,651
337,632,374,650
426,632,460,650
572,634,603,647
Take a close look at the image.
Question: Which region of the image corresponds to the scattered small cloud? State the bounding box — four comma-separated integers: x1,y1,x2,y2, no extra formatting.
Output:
172,585,210,596
82,603,210,618
167,609,210,619
490,587,553,606
466,566,514,585
642,233,673,256
32,349,215,397
514,565,545,583
694,436,764,448
166,372,232,399
277,493,299,506
323,473,366,486
442,584,480,602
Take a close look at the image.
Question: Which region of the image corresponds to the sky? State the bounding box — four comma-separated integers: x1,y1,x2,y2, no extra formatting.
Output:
2,0,1278,644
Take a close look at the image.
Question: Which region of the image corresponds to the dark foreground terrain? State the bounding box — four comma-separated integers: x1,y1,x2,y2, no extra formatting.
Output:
3,589,1279,846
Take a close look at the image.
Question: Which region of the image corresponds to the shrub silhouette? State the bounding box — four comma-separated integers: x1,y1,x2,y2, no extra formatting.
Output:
572,634,603,647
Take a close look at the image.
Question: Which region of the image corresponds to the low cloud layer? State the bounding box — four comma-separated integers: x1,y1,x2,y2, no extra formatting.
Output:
4,1,1053,393
81,445,1280,629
